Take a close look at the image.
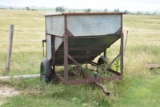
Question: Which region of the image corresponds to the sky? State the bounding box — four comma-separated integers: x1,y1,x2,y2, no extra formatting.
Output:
0,0,160,12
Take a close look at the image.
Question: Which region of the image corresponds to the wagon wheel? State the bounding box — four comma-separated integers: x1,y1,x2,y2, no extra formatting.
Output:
40,59,54,83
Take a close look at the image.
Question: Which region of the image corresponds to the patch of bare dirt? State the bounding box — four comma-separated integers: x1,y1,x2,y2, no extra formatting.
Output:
0,99,6,106
0,86,20,105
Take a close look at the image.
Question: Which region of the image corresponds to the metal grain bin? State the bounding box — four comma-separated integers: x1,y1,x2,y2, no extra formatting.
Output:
40,12,124,95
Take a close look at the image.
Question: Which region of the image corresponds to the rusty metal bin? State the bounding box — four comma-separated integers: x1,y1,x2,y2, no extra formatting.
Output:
40,12,124,95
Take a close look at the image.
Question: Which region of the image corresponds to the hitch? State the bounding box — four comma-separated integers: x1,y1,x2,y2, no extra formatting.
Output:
95,82,110,96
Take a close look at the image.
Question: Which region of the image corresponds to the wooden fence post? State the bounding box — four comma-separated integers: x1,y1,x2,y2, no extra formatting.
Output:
5,24,14,74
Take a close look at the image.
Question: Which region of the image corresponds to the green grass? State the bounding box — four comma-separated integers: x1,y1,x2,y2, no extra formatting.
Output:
0,9,160,107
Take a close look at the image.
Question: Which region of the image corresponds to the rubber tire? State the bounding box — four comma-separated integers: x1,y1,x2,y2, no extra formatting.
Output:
97,56,105,65
40,59,54,83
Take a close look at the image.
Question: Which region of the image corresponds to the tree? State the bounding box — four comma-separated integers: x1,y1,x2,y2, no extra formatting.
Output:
84,8,91,13
10,7,13,10
136,11,142,15
104,9,108,12
145,12,150,15
31,9,37,11
152,12,157,15
25,7,30,10
55,6,65,12
124,10,129,14
114,8,119,12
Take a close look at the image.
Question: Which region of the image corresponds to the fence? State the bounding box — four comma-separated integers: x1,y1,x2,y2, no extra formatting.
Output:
0,9,44,76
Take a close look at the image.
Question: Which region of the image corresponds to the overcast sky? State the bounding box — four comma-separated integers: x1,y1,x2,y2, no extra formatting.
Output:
0,0,160,12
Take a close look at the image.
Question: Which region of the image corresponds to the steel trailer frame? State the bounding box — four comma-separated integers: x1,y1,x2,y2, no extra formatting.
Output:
44,13,124,96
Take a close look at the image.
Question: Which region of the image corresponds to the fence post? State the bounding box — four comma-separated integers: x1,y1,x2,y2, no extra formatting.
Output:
5,24,14,74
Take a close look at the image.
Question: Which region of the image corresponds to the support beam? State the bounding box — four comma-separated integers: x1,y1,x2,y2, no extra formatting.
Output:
68,54,89,78
99,54,121,76
51,35,55,75
120,33,124,77
64,34,68,82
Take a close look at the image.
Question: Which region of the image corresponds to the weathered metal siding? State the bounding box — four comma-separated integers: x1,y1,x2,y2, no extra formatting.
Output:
46,35,63,60
55,37,63,50
46,16,64,36
55,35,120,65
46,35,51,60
45,14,122,59
67,15,121,36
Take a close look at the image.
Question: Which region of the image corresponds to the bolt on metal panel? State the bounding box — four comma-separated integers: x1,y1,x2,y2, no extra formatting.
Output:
46,16,65,36
67,15,121,36
55,37,63,50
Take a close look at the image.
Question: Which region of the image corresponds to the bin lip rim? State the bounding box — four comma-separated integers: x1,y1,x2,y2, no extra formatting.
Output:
44,12,125,17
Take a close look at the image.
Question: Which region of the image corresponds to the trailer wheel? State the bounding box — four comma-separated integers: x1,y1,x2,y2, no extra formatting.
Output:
40,59,54,83
97,56,105,65
97,56,110,65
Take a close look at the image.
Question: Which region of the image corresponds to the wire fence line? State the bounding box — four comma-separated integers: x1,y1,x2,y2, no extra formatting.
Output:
0,11,45,75
0,38,45,75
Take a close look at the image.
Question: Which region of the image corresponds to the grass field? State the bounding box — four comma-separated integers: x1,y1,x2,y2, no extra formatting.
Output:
0,9,160,107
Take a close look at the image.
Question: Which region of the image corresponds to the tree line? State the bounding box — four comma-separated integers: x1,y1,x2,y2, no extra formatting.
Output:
54,6,159,15
5,6,160,15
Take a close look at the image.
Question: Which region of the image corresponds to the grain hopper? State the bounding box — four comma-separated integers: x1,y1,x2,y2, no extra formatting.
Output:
40,12,124,95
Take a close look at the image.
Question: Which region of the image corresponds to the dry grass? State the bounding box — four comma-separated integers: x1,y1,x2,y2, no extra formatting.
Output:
0,9,45,75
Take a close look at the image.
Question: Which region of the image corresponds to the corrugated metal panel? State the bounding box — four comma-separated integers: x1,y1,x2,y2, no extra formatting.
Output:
46,16,64,36
67,15,121,36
